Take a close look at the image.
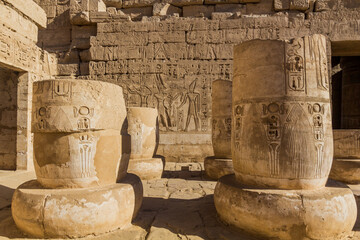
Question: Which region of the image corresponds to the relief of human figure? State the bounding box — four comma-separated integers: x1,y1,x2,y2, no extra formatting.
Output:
127,81,152,107
177,79,201,132
155,74,182,131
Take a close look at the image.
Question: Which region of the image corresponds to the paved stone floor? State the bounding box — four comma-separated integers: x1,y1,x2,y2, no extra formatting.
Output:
0,163,360,240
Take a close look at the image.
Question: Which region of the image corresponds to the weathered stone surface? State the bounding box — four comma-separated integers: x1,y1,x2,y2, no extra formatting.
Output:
163,0,203,7
127,157,164,180
214,3,246,13
290,0,310,10
274,0,290,10
214,175,357,240
122,0,158,8
152,3,182,16
232,35,332,190
3,0,47,28
127,107,157,159
204,157,233,180
11,174,143,238
211,80,231,158
104,0,123,8
183,5,215,18
120,7,153,20
330,130,360,184
32,79,127,188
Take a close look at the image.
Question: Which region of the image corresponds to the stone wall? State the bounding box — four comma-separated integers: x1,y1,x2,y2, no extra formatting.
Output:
36,0,360,162
0,0,56,170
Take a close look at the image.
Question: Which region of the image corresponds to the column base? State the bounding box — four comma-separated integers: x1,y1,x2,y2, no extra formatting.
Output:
204,156,234,180
214,174,357,240
127,157,163,180
11,174,143,238
330,158,360,184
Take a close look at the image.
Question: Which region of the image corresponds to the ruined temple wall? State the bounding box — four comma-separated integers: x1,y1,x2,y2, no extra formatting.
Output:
0,0,57,169
37,0,360,162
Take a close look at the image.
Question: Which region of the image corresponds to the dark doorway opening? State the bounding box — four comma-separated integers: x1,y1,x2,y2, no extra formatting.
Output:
0,66,19,170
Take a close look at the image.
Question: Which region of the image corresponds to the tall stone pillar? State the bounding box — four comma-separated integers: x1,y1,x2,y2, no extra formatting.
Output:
330,57,360,184
214,35,357,240
127,107,164,180
204,80,234,179
11,79,143,238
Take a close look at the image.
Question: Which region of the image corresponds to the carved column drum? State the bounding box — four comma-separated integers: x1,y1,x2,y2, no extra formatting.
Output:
232,35,333,190
341,57,360,129
212,80,232,159
127,107,157,159
32,79,127,188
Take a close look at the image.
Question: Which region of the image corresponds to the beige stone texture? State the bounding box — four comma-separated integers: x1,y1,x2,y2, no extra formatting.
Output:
32,79,127,188
183,5,215,18
120,7,153,20
152,3,182,16
163,0,203,7
211,80,232,159
214,3,246,13
204,157,233,180
232,35,332,190
127,157,164,180
214,175,357,240
330,129,360,184
32,79,126,132
127,107,157,159
2,0,47,28
104,0,123,8
11,174,143,238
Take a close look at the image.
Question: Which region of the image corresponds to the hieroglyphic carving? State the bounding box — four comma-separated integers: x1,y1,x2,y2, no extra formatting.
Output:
35,107,51,130
74,106,94,130
79,134,94,178
262,102,288,176
234,104,244,152
285,38,305,92
52,81,72,100
308,103,325,177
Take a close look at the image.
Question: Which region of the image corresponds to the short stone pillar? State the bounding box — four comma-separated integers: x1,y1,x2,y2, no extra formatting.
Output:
204,80,234,179
214,35,357,240
126,107,163,180
11,79,143,238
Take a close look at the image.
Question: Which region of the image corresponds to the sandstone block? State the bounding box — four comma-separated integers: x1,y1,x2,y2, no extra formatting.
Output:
314,0,330,11
122,0,158,8
211,80,232,158
274,0,290,10
204,157,233,180
127,107,157,159
12,175,143,238
57,64,80,76
211,12,234,20
163,0,203,7
183,5,215,18
149,31,185,43
290,0,310,10
153,3,182,16
0,4,38,43
3,0,47,28
205,0,238,4
214,175,357,240
246,0,275,14
120,7,153,20
186,30,224,44
127,158,164,180
214,4,246,13
104,0,123,8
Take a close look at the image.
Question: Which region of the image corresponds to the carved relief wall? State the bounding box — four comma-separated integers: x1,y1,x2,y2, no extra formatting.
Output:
35,0,360,162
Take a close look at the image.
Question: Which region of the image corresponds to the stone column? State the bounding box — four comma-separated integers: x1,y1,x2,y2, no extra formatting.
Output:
127,107,164,180
214,35,357,240
204,80,234,179
11,79,143,238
